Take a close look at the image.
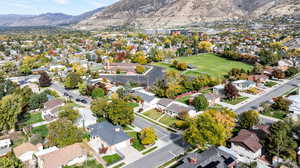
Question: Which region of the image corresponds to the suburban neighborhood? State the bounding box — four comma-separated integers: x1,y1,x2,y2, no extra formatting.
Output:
0,1,300,168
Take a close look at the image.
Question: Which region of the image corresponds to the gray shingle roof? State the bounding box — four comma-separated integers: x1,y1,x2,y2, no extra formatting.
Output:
166,103,192,114
178,147,237,168
88,121,130,146
157,98,173,107
132,90,155,103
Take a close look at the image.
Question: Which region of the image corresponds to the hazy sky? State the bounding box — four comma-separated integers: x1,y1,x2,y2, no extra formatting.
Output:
0,0,119,15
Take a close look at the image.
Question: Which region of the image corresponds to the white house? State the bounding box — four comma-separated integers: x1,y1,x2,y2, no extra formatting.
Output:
156,98,199,117
232,80,256,91
0,139,11,157
87,121,131,154
230,129,262,160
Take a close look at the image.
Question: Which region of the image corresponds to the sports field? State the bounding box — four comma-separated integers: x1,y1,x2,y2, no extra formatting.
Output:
153,53,253,78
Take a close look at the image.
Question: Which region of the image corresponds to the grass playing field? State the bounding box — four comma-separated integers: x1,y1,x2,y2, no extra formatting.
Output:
153,53,253,78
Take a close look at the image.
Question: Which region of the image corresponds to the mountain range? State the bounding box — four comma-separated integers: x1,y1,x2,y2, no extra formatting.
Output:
0,7,104,27
75,0,300,30
1,0,299,29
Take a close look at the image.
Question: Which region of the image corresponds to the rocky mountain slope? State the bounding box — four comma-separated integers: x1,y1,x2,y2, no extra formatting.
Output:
75,0,300,30
0,7,104,27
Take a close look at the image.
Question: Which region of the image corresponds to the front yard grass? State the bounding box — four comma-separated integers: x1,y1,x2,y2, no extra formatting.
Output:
127,132,145,151
68,159,104,168
262,110,287,119
143,109,164,120
264,81,278,87
102,154,122,165
222,97,249,105
142,146,158,155
159,115,180,128
32,125,48,138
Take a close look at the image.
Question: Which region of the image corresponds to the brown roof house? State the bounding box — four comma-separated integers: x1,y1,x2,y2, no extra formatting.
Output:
13,143,43,162
42,99,65,121
37,143,87,168
230,129,263,160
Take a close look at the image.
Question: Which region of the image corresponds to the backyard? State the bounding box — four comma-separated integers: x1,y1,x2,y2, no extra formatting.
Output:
153,54,253,78
32,125,49,138
19,112,44,128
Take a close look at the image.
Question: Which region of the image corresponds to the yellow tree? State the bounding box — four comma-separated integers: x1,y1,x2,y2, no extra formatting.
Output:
198,41,213,53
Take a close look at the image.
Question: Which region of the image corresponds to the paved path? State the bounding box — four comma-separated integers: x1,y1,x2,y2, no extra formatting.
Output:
31,120,57,128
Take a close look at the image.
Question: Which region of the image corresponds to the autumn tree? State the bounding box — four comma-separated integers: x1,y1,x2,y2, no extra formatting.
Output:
0,156,23,168
64,72,82,89
198,41,213,53
184,109,236,148
272,69,285,79
59,105,80,123
272,97,291,111
135,65,146,74
239,110,259,129
224,83,239,99
139,127,157,145
39,71,52,87
47,119,84,147
91,98,134,125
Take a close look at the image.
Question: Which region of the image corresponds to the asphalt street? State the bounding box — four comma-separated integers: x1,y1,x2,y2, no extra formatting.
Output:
236,76,300,119
133,116,180,142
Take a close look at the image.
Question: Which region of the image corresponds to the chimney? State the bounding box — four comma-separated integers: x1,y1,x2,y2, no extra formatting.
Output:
115,128,120,132
189,157,197,164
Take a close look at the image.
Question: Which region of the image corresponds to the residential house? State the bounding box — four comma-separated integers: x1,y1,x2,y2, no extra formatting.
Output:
277,59,293,71
87,121,131,154
232,80,256,91
177,146,238,168
0,139,11,157
13,143,43,162
230,129,262,160
287,92,300,119
204,93,221,106
37,143,86,168
132,88,159,106
156,99,198,117
156,98,173,110
248,75,269,84
42,99,65,120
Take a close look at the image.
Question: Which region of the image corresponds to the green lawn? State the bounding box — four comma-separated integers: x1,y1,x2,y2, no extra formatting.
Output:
176,95,192,105
102,154,122,165
264,81,278,87
127,132,145,151
32,125,48,138
65,160,104,168
154,54,253,78
262,110,287,119
159,115,180,127
128,102,139,108
222,97,249,105
143,109,164,120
